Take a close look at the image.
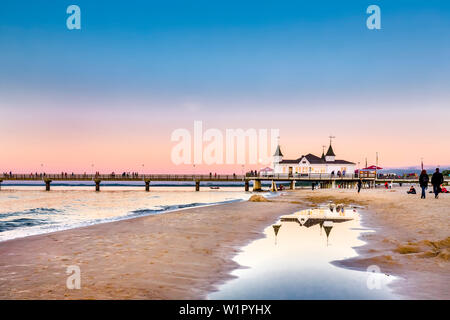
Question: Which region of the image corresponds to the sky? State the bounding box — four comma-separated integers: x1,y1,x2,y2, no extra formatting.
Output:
1,0,449,173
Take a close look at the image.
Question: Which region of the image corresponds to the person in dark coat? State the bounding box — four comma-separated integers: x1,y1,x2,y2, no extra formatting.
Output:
419,169,429,199
357,179,362,193
431,168,444,199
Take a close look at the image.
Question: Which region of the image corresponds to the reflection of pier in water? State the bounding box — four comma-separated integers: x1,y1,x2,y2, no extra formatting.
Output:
273,206,358,245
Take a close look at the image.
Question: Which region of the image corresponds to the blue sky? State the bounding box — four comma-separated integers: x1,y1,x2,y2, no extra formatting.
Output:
1,0,449,103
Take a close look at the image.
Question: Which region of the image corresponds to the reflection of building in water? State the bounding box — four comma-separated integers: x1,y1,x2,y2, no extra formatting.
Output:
323,221,333,246
272,224,281,245
273,207,357,245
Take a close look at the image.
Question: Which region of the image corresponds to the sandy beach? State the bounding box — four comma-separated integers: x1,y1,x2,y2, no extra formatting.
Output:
0,198,301,299
300,187,450,299
0,187,449,299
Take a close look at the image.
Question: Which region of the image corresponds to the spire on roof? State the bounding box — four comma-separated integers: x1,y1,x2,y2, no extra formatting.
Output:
273,136,283,157
326,144,335,157
326,135,336,157
274,144,283,157
321,145,326,160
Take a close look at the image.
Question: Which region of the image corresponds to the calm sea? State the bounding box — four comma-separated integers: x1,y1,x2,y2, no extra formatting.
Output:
0,181,271,242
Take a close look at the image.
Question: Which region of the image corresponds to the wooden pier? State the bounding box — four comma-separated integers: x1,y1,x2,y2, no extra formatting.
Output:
0,173,447,192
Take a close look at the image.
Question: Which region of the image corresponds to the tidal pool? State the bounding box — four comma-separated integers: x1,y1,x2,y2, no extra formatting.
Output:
209,205,399,299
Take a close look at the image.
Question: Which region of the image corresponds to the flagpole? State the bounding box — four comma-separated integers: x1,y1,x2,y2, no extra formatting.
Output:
375,152,378,184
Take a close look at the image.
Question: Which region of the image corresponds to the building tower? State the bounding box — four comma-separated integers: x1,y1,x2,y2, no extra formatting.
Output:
325,136,336,162
273,143,283,168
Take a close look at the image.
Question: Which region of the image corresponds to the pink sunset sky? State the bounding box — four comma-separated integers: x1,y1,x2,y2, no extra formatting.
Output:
1,92,448,174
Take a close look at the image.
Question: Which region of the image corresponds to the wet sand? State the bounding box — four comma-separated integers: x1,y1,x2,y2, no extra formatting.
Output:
0,199,301,299
0,187,449,299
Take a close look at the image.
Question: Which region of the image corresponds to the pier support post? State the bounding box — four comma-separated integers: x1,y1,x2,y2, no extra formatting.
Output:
332,180,336,189
44,178,52,191
271,180,277,192
145,179,150,192
94,179,101,192
0,179,2,191
253,180,261,192
290,180,295,190
195,180,200,192
245,180,249,192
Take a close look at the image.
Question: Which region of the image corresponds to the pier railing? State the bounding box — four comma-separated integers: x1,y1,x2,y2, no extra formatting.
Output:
0,173,246,181
258,173,362,180
1,173,448,182
1,172,448,192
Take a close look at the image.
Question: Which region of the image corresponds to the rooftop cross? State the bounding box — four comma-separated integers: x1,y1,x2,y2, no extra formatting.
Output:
329,135,335,145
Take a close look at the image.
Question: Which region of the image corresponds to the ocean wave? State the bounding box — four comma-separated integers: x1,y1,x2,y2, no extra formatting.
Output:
0,218,50,232
0,207,62,218
130,202,207,215
129,199,241,217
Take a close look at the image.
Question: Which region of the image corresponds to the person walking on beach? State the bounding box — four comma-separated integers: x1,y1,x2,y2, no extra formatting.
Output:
431,168,444,198
357,179,362,193
419,169,429,199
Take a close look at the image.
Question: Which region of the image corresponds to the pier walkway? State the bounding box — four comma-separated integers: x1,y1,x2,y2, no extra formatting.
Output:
1,173,447,192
